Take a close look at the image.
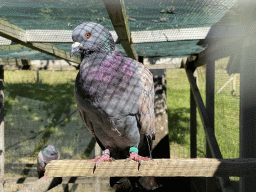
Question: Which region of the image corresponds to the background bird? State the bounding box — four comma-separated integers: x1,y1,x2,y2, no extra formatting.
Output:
37,145,60,178
70,22,160,191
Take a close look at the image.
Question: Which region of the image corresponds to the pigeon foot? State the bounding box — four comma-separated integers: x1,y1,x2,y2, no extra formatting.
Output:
126,152,151,170
89,152,115,173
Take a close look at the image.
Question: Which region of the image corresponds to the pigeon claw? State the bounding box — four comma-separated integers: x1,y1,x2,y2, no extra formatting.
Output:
125,152,150,170
89,153,114,174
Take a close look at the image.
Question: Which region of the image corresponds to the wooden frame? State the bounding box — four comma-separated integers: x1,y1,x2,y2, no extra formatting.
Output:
0,19,80,64
0,66,3,184
185,57,232,192
103,0,138,60
0,28,209,45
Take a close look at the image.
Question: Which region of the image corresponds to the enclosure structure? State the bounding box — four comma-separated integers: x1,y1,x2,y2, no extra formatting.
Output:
0,0,256,192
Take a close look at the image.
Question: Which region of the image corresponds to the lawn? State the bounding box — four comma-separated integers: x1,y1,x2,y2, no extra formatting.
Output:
167,57,240,160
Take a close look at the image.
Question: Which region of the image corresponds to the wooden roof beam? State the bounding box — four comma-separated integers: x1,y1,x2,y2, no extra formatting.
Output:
103,0,138,60
0,27,210,45
0,19,80,64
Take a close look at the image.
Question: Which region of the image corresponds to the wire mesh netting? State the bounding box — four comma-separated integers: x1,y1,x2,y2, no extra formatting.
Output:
0,0,238,59
196,57,240,160
4,70,96,177
0,0,244,191
166,56,240,161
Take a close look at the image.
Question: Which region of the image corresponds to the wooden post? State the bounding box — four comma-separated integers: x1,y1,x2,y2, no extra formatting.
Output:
103,0,138,60
206,59,219,192
190,72,197,158
0,65,4,182
239,36,256,192
185,62,231,191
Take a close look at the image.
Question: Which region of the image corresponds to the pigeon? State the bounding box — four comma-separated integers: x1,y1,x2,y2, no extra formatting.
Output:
70,22,159,191
37,145,60,178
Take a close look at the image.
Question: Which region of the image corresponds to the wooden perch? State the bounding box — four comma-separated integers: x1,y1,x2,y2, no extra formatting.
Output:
18,177,62,192
46,158,256,178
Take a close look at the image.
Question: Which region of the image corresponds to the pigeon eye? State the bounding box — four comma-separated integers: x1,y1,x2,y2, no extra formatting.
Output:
85,33,91,38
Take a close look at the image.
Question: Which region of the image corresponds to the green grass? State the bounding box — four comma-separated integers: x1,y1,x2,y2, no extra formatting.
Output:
166,68,206,158
5,70,78,158
166,58,240,160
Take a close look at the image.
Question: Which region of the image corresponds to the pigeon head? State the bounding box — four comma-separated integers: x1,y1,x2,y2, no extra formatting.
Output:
42,145,58,157
70,22,115,57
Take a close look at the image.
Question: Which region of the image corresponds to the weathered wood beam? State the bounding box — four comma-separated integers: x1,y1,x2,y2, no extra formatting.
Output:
205,58,217,192
5,177,109,185
25,30,118,44
145,63,182,69
18,177,62,192
0,65,3,180
132,27,210,43
46,158,256,178
0,58,22,66
103,0,138,60
190,75,197,158
0,19,80,64
0,28,209,45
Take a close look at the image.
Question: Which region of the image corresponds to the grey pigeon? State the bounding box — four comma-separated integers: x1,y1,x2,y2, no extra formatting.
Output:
37,145,60,178
70,22,160,191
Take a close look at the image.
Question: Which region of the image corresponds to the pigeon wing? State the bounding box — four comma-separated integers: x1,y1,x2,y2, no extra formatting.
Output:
137,62,156,139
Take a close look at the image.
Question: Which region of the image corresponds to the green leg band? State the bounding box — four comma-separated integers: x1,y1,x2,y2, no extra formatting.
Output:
129,147,138,154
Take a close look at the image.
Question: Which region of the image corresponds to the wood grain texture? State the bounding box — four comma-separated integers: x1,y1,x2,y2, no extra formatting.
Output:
103,0,138,60
45,158,256,178
18,177,62,192
0,19,80,64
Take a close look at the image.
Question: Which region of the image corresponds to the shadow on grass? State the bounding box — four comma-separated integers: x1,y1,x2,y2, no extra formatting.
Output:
5,82,77,156
167,107,190,145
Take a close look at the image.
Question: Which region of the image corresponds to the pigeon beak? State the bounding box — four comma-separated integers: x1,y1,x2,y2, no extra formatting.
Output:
70,42,81,58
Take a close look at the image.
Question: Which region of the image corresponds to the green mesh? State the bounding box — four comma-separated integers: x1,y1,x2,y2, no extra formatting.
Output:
0,0,238,59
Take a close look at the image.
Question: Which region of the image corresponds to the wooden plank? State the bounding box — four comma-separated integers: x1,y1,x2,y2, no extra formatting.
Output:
0,36,11,45
0,28,209,45
103,0,138,60
46,158,256,178
190,75,197,158
0,58,22,66
0,19,27,42
131,27,210,43
0,19,80,64
0,65,3,180
205,59,218,192
26,30,118,43
18,177,62,192
4,177,109,184
145,63,181,69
